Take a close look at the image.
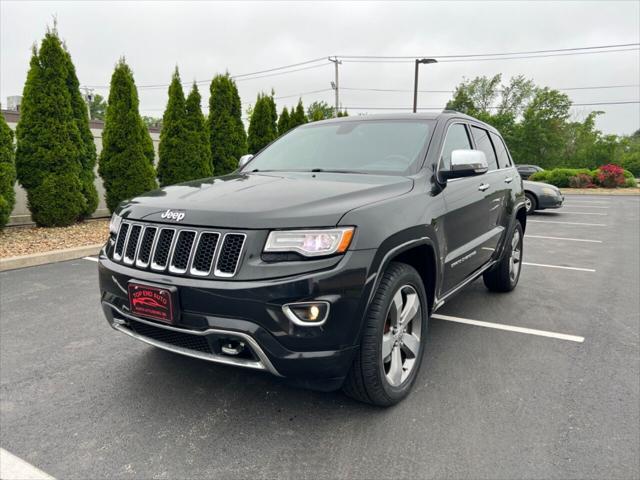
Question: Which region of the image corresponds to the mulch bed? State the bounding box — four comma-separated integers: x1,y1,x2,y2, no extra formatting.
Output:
0,219,109,258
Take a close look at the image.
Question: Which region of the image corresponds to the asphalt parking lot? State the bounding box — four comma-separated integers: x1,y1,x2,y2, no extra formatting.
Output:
1,195,638,480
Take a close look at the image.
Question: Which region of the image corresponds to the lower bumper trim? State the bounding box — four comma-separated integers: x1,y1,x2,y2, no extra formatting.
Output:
103,302,283,377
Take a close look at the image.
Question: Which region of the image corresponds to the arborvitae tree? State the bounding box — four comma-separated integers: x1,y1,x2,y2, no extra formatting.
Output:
288,99,308,130
208,73,247,175
248,93,277,153
0,112,16,229
98,58,157,212
15,31,86,226
157,68,190,186
185,83,213,177
337,109,349,117
277,107,290,136
63,46,98,218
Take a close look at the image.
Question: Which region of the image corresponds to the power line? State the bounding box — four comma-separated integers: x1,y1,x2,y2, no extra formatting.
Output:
343,100,640,110
341,47,640,64
341,84,640,94
337,42,640,59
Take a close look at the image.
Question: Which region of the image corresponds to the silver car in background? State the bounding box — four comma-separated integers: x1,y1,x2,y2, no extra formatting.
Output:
523,180,564,214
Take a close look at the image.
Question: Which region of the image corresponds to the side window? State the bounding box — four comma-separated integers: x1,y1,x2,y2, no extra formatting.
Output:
490,132,512,168
441,123,471,170
470,126,498,171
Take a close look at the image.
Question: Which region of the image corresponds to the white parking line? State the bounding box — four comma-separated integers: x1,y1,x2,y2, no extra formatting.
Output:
523,262,595,272
432,314,585,343
83,257,98,262
558,211,608,216
0,448,55,480
526,234,602,243
528,220,607,227
563,205,609,209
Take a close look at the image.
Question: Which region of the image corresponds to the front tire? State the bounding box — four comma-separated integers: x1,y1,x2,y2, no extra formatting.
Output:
524,192,537,214
343,262,428,406
483,221,523,292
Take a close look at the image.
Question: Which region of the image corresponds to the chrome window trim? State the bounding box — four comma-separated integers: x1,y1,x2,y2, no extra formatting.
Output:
123,224,143,265
168,229,198,274
113,222,131,261
189,231,221,277
135,226,158,269
150,228,177,271
213,232,247,278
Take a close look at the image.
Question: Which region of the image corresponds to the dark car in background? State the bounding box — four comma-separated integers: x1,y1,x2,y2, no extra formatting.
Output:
98,112,527,406
523,180,564,213
517,164,544,179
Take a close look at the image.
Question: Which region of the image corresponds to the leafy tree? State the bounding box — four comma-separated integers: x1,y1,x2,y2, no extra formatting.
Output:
288,99,307,130
0,112,16,228
277,106,290,136
185,83,213,177
98,58,157,212
208,73,247,175
15,31,86,226
307,100,334,121
516,88,572,168
89,93,107,120
63,46,98,218
141,116,162,128
248,93,277,153
337,109,349,117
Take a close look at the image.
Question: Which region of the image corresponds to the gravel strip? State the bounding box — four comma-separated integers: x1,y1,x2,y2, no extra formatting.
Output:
0,220,109,258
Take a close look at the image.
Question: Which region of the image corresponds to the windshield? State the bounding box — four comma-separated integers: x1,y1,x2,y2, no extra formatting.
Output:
243,120,434,175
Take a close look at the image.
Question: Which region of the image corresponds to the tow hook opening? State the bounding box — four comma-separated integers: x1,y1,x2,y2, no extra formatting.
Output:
218,338,256,360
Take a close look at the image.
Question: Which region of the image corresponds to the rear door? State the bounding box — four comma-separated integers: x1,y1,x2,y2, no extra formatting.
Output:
470,125,509,257
440,122,491,293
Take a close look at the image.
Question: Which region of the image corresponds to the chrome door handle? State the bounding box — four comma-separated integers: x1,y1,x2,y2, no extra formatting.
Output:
478,183,490,192
504,177,513,183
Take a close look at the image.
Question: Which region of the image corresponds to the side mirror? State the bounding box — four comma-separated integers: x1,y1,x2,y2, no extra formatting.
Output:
238,154,254,170
442,150,488,180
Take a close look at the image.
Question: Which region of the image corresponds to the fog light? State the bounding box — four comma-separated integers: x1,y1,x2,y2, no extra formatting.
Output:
282,302,330,326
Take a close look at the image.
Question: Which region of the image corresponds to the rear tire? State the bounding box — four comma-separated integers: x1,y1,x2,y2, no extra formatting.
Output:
483,222,523,292
524,192,537,214
343,262,428,407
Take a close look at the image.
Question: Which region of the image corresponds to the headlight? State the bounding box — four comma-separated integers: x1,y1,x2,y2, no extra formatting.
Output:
541,187,559,196
109,212,123,235
264,227,355,257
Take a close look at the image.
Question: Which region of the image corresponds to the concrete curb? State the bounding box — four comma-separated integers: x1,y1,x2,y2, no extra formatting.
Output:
560,188,640,196
0,244,103,272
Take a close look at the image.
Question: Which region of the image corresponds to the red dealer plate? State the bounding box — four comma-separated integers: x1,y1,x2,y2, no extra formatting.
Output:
128,283,175,324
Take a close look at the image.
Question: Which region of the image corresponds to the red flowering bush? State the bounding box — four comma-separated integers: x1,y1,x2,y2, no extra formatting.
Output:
569,173,595,188
596,164,626,188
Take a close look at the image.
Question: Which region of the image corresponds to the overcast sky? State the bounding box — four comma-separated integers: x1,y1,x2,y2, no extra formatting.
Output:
1,1,639,134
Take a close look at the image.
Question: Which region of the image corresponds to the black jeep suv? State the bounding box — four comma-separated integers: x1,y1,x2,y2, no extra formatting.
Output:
99,112,526,406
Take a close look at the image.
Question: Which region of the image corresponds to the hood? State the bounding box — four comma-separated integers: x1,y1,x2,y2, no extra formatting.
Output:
118,172,414,229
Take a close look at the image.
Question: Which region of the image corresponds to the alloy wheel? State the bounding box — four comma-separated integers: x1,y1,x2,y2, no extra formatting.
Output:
509,229,522,282
381,285,422,387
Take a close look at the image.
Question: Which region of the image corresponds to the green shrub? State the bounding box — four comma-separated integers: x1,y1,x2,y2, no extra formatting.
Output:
208,74,247,176
98,58,157,212
157,68,211,186
0,113,16,229
621,152,640,177
15,31,86,226
568,173,594,188
530,168,592,188
248,92,277,154
63,47,98,218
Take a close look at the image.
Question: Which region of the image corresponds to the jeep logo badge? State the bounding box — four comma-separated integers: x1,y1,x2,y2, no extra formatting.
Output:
160,209,185,222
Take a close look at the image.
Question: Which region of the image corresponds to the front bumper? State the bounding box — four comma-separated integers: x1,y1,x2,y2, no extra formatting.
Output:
538,193,564,209
99,247,376,389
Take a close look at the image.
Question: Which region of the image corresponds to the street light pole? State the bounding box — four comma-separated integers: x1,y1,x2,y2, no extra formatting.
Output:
413,58,437,113
329,56,342,117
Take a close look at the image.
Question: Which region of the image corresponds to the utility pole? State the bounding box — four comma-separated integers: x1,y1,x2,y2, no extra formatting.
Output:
329,56,342,117
80,86,95,120
413,58,437,113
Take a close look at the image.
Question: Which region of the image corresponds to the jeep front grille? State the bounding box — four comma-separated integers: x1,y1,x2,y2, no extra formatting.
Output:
112,222,245,278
